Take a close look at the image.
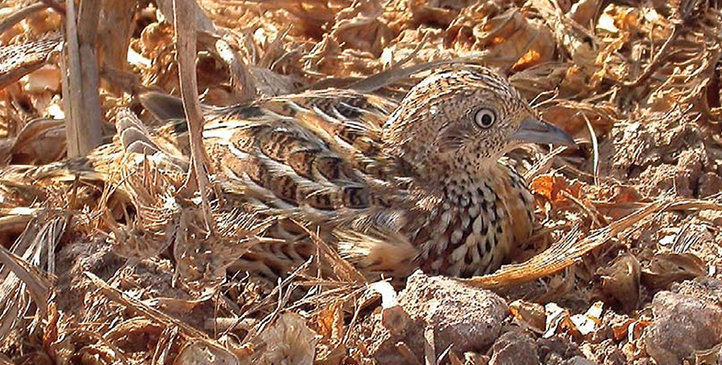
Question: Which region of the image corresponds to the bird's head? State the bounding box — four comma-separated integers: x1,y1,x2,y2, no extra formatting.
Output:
383,67,575,179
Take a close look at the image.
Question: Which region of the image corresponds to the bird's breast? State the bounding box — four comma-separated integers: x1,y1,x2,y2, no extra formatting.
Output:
414,165,534,277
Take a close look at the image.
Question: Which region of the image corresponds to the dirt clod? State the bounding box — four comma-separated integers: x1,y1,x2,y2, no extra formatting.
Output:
643,279,722,365
561,356,599,365
489,330,539,365
360,272,508,363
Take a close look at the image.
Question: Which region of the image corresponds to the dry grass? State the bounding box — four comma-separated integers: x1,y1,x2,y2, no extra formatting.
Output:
0,0,721,363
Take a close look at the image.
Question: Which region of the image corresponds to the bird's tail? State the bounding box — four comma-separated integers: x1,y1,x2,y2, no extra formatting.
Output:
0,106,189,187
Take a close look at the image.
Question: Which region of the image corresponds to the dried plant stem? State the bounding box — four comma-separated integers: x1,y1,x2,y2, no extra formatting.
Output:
99,0,136,95
462,199,722,289
0,2,48,35
624,25,683,87
61,0,103,157
85,271,209,339
173,0,214,230
0,245,50,315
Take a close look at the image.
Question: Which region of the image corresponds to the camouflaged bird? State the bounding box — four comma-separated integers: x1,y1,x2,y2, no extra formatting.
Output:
10,66,574,281
131,66,575,281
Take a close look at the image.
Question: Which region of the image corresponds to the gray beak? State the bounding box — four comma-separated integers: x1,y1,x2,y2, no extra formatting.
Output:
511,118,576,147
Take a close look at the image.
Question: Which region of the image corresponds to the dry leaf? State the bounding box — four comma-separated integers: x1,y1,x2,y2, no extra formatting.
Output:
257,313,318,365
569,301,604,336
641,253,706,290
597,254,641,312
530,174,583,205
176,340,239,365
509,300,546,332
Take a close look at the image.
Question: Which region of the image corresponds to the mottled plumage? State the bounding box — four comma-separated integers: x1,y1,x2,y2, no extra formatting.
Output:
14,66,574,281
137,66,574,280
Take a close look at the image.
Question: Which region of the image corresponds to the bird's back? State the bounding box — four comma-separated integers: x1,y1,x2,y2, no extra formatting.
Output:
201,89,400,220
141,87,535,280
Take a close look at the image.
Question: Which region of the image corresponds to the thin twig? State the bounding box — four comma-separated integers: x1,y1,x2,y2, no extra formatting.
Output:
85,271,209,339
623,25,683,87
581,112,599,185
0,3,49,35
560,190,602,228
172,0,214,230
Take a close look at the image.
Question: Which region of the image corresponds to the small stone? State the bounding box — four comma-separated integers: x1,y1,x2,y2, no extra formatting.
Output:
489,331,539,365
561,356,598,365
358,272,509,363
643,284,722,365
381,305,413,336
672,277,722,304
698,172,722,198
399,272,509,352
537,335,583,364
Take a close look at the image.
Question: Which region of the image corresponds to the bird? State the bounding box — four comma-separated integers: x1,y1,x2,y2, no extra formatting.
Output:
133,66,575,281
8,66,575,282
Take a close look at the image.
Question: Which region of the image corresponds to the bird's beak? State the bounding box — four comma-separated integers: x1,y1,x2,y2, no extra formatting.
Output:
511,118,576,147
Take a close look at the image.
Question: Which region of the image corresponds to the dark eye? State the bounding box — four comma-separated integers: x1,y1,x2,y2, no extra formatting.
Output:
474,108,496,129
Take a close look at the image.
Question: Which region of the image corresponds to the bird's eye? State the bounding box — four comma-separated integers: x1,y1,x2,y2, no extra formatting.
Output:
474,108,496,129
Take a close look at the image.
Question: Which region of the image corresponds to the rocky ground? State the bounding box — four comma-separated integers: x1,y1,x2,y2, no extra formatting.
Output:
1,0,722,364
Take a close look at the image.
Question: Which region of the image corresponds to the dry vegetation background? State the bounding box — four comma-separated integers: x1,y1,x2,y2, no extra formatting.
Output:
1,0,722,364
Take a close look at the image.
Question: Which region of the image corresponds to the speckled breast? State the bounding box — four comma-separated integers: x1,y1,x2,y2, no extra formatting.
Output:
415,164,535,277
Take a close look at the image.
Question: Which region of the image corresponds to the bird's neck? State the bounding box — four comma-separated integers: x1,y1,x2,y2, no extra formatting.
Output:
440,162,502,194
391,151,500,192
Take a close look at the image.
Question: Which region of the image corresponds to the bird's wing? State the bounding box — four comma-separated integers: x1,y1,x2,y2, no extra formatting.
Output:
138,88,432,279
187,89,406,224
140,90,444,258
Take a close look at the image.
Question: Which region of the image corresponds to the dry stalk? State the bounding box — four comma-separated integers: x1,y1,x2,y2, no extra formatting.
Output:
623,25,684,88
0,2,49,35
172,0,214,229
99,0,136,95
85,271,210,339
0,245,51,315
291,218,367,284
61,0,103,156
